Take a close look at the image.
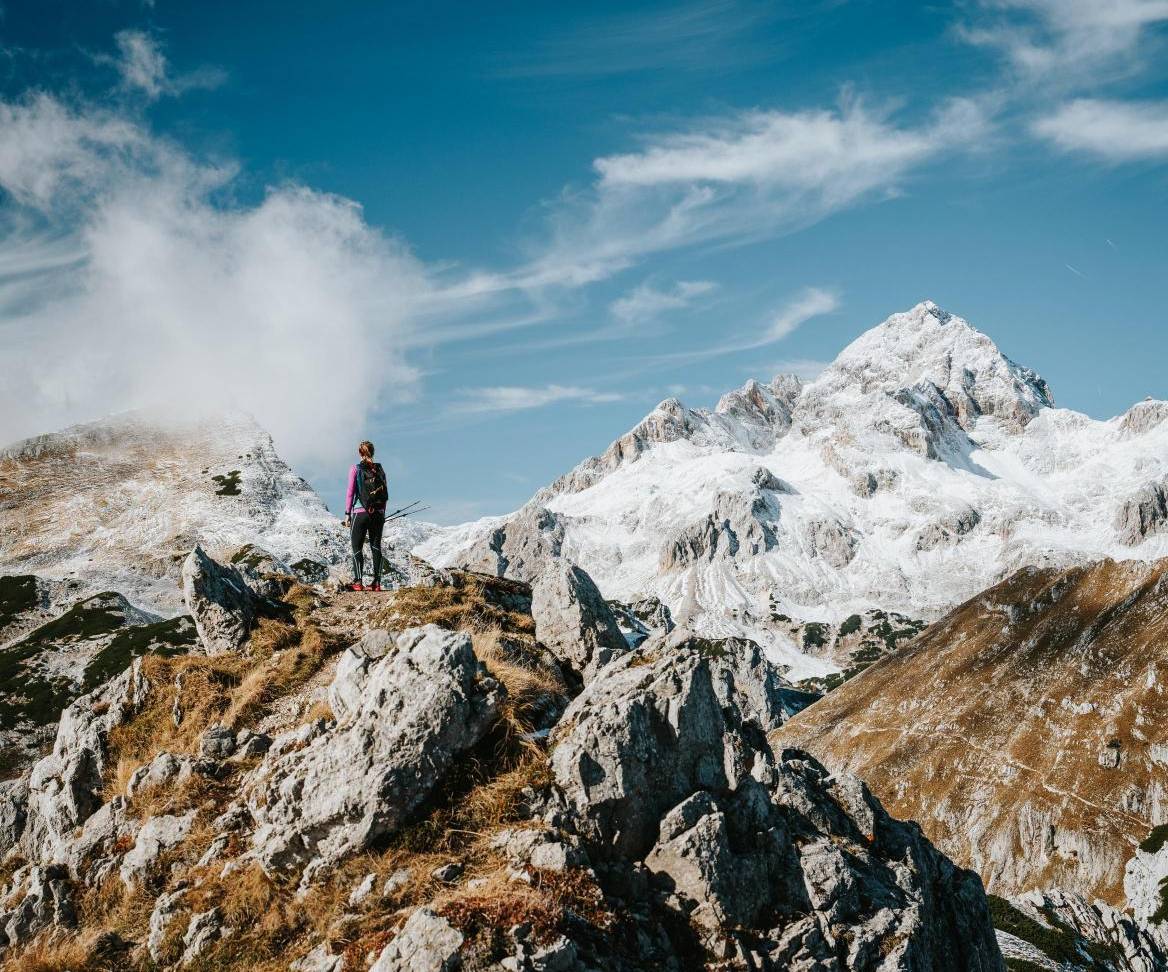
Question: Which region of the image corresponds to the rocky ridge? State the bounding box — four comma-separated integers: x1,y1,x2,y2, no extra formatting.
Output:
417,301,1168,682
0,546,1007,971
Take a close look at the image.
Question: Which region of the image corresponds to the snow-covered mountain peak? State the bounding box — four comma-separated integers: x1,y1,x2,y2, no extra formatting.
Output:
807,300,1053,436
418,300,1168,681
0,410,346,612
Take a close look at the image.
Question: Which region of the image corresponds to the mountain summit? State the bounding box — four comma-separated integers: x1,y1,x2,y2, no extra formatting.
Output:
418,302,1168,680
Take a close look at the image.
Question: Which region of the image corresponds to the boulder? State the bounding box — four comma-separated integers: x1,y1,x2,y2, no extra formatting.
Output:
182,545,257,654
370,908,463,972
147,884,189,963
550,631,807,860
246,625,502,878
548,633,1004,969
530,561,628,682
119,811,196,885
181,907,226,965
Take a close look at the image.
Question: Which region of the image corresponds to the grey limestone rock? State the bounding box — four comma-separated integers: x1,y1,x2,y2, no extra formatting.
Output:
369,907,463,972
531,560,628,682
182,545,257,655
246,625,503,879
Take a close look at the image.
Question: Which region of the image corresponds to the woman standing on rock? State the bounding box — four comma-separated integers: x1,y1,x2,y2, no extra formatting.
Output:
343,440,388,591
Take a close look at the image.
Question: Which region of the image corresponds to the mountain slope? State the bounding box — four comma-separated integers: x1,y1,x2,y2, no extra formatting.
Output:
417,301,1168,680
0,411,346,613
774,556,1168,909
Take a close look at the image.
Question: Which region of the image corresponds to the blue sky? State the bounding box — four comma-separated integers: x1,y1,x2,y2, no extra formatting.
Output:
0,1,1165,522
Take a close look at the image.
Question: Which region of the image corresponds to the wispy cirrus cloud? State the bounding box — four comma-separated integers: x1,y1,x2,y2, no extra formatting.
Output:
610,279,716,325
110,29,226,101
647,286,840,366
496,0,791,78
449,384,624,415
521,97,992,290
1033,98,1168,160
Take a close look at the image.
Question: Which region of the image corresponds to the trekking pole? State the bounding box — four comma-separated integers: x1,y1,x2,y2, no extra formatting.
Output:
385,504,430,522
383,500,425,520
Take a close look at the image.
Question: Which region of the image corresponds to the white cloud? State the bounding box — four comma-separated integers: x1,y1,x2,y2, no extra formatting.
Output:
962,0,1168,82
1033,98,1168,160
610,279,715,324
112,29,226,101
523,97,991,288
647,286,839,366
450,384,624,415
762,287,839,342
0,93,492,479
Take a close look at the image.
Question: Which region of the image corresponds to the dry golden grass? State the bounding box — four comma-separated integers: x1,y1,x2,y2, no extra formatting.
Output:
375,574,536,639
104,595,341,803
5,574,591,971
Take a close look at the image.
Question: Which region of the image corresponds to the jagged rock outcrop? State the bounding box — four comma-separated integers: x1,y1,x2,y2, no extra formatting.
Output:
1115,479,1168,546
531,560,628,682
459,506,568,583
607,595,674,647
0,864,76,950
245,625,503,878
776,557,1168,907
547,631,1003,968
20,660,148,866
915,506,981,551
661,484,780,569
182,545,257,655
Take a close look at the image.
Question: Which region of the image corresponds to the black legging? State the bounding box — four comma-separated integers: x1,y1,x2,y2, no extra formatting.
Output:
350,509,384,586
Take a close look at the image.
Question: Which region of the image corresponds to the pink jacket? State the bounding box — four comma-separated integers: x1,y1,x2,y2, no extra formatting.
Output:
345,464,363,516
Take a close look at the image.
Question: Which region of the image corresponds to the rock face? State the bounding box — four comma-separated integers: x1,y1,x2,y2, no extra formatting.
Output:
245,625,503,877
20,660,148,866
460,506,568,583
548,632,1003,969
369,908,463,972
776,557,1168,908
1116,478,1168,546
530,560,628,682
182,545,257,655
1125,831,1168,925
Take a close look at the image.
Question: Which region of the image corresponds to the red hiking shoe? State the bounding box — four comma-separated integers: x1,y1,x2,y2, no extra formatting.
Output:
348,582,365,592
370,584,383,592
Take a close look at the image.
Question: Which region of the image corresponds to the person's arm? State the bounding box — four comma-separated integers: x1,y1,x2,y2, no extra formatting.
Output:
344,465,357,519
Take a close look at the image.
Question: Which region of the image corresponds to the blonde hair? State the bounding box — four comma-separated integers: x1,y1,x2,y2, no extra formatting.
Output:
358,440,375,460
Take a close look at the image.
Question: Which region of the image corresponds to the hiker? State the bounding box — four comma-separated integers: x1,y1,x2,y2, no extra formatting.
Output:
343,440,388,591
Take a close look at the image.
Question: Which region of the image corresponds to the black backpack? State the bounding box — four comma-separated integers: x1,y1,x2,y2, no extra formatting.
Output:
356,461,388,513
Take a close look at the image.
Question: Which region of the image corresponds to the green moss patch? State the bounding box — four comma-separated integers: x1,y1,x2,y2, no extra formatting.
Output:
0,597,195,729
82,615,196,692
988,894,1116,969
212,470,242,496
1140,824,1168,855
